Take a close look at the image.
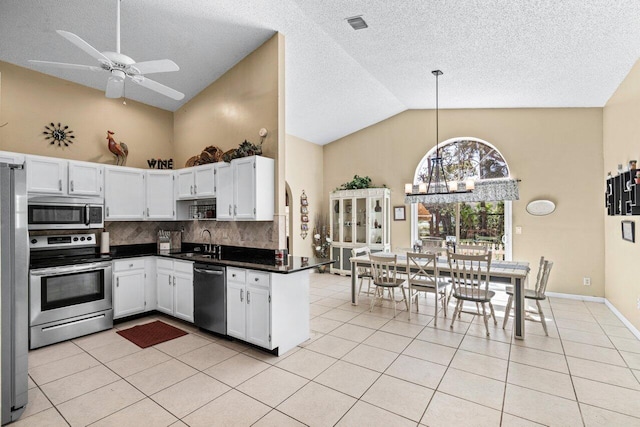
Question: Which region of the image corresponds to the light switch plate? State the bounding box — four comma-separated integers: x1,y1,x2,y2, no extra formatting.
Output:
515,226,522,234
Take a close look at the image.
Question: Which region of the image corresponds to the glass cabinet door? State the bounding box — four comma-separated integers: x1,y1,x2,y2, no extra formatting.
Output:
369,197,384,245
343,199,353,243
355,198,367,244
332,199,341,243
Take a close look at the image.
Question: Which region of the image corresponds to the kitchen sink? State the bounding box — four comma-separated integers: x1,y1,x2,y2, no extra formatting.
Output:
180,252,213,259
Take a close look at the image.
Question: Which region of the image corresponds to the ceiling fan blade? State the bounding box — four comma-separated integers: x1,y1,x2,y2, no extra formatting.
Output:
128,59,179,75
130,75,184,100
105,75,124,98
28,60,103,72
56,30,112,66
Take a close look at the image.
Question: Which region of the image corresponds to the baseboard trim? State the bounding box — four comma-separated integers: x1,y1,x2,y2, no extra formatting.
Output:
604,299,640,341
545,292,605,303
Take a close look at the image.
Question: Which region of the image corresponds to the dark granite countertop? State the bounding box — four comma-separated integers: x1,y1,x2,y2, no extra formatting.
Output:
108,243,333,274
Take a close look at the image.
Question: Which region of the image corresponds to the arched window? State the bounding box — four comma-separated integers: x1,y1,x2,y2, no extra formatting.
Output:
411,137,513,260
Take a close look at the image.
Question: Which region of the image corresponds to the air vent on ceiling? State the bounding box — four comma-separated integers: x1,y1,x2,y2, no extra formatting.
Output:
346,16,368,30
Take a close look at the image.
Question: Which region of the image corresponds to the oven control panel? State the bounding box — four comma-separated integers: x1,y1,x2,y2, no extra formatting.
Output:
29,233,97,250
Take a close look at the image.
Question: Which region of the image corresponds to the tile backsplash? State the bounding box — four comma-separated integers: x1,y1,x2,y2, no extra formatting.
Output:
105,216,285,250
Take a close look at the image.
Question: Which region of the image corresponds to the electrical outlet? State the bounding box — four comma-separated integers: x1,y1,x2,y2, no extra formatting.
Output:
637,297,640,310
583,277,591,286
515,226,522,235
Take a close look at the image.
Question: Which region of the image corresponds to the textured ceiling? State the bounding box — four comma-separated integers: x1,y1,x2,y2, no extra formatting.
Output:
2,1,640,145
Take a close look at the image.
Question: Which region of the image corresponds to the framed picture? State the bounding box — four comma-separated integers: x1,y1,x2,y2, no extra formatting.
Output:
301,198,308,206
622,220,635,242
301,206,308,214
301,224,308,231
301,215,309,223
394,206,406,221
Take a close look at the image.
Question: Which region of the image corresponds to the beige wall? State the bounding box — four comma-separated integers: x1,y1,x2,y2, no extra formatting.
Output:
603,59,640,330
323,108,604,297
286,134,324,257
0,61,173,168
173,33,285,216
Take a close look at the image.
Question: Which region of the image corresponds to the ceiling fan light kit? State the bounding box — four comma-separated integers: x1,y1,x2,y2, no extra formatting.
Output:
29,0,184,101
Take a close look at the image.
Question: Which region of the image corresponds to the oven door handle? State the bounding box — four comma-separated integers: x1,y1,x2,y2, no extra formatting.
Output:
30,262,112,276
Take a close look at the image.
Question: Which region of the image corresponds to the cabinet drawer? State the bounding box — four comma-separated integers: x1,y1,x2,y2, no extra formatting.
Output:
174,260,193,274
227,268,246,282
113,258,145,272
157,258,174,270
247,271,270,287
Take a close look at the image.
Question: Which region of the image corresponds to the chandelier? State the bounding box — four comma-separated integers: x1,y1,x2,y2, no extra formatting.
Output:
405,70,519,204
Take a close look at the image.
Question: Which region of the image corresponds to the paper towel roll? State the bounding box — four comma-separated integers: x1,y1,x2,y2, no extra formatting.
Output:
100,232,110,254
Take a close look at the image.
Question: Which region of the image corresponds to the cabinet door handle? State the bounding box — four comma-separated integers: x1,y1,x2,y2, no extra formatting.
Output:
234,205,237,215
240,289,244,302
254,277,259,282
129,263,133,268
116,277,119,287
247,291,250,304
58,179,62,191
173,276,176,286
147,208,150,217
70,180,74,192
194,185,197,194
106,207,109,217
229,205,232,216
168,275,171,286
190,185,193,195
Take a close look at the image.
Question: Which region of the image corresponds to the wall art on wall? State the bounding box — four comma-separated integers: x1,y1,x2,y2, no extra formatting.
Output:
622,220,635,243
300,190,309,239
43,122,74,147
394,206,406,221
147,158,174,169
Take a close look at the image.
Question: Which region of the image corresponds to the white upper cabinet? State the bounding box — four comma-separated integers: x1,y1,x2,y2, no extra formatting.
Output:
176,163,219,200
217,156,274,221
0,151,25,165
26,156,103,198
104,166,145,220
26,156,67,195
215,163,233,220
68,160,103,197
145,170,175,220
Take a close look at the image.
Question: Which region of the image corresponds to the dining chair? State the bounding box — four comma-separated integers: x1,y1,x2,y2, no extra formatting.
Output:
456,243,488,255
502,257,553,335
368,253,409,318
351,246,373,296
406,252,448,324
448,251,497,336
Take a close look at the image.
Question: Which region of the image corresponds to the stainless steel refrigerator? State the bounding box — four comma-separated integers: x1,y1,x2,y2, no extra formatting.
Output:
1,163,28,424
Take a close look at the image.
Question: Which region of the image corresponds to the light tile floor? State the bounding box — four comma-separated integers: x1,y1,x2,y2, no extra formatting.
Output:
17,273,640,426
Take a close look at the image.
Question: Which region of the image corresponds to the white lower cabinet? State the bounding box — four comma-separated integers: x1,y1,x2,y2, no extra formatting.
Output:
113,257,155,319
156,258,194,323
226,268,271,348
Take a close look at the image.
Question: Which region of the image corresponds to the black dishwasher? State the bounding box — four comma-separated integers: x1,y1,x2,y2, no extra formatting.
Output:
193,264,226,335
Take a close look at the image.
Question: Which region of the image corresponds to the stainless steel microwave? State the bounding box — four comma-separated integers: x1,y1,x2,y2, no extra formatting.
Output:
27,197,104,230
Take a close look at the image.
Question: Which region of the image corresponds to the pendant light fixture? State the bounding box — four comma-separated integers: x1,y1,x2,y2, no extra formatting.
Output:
404,71,520,204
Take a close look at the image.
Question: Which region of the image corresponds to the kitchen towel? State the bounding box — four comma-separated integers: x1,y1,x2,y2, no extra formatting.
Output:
100,232,110,254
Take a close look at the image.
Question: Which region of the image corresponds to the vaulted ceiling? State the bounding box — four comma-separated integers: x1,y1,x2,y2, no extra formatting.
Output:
2,0,640,145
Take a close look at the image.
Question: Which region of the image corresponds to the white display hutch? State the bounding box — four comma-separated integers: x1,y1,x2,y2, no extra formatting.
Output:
329,188,391,274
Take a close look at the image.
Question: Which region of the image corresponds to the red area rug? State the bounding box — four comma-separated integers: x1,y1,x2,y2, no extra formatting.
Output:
116,320,188,348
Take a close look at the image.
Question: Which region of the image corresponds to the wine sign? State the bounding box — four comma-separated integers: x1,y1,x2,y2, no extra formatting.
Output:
147,158,174,169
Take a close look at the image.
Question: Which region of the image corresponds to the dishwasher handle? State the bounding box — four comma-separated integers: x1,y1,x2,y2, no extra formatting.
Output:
194,268,224,276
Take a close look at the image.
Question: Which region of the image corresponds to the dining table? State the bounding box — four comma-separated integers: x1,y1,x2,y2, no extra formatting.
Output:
350,252,531,340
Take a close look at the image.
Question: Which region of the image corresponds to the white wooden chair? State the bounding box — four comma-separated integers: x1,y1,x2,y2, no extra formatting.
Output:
503,257,553,335
448,251,497,336
406,252,448,324
369,253,409,318
351,246,373,295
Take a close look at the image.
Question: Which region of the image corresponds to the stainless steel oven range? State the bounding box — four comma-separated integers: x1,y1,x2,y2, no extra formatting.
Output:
28,233,112,349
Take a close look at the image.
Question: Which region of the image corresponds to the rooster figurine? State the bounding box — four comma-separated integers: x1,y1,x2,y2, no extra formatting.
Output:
106,130,128,166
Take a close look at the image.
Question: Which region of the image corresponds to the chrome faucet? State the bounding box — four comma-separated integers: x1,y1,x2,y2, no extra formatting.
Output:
201,229,212,252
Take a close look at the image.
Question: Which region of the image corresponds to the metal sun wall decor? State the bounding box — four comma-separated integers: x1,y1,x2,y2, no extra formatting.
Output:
43,122,75,147
300,190,309,239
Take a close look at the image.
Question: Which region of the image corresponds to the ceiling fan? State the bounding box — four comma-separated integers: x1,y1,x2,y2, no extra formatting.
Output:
29,0,184,101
